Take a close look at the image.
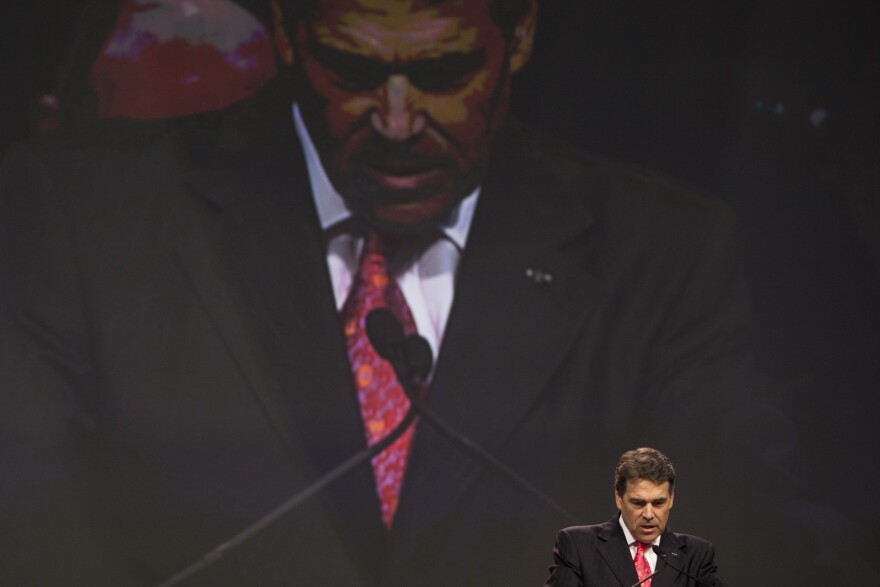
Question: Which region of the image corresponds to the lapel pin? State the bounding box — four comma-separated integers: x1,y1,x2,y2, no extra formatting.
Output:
525,267,553,284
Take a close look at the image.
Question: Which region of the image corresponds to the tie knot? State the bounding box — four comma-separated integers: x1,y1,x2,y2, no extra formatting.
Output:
636,542,652,554
364,229,391,254
365,229,411,263
362,229,443,275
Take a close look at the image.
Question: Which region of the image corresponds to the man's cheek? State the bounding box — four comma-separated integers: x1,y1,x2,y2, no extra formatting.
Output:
429,75,492,127
324,98,373,137
430,98,488,142
431,100,470,128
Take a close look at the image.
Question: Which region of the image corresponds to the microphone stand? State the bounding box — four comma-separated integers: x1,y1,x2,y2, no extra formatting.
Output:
628,562,665,587
155,407,418,587
396,368,578,523
653,547,722,587
156,308,579,586
371,311,579,525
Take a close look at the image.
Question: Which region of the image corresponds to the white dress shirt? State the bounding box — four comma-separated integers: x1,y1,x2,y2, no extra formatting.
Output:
619,515,660,572
293,104,479,366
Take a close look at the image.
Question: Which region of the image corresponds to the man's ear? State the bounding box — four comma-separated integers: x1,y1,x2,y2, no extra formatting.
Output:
509,0,538,74
271,0,295,66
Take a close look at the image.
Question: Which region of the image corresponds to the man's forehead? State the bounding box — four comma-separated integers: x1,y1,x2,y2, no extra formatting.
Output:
624,479,672,498
305,0,499,62
312,0,489,14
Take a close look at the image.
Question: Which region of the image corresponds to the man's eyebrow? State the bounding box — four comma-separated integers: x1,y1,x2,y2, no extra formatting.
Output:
309,40,486,81
628,496,667,503
310,42,390,77
404,49,487,80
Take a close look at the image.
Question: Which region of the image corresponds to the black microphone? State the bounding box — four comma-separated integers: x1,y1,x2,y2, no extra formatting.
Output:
365,307,406,360
402,335,432,384
653,546,723,587
364,309,579,525
366,308,434,388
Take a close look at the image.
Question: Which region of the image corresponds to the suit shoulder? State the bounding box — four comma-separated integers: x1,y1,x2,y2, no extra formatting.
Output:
1,124,186,212
556,518,617,541
579,153,734,239
558,523,605,536
670,531,716,553
504,121,734,227
3,118,178,163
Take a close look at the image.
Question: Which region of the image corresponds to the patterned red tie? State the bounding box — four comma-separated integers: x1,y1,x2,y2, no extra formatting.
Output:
341,230,419,529
634,541,653,587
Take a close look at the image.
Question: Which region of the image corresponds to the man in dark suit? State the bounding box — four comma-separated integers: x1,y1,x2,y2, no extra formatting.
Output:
545,448,726,587
0,1,852,585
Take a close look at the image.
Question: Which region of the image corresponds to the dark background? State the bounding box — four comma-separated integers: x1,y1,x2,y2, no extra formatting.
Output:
2,0,878,575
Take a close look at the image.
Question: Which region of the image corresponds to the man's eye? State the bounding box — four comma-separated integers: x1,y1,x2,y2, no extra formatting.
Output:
406,51,486,93
329,67,386,92
311,43,388,92
321,56,387,92
407,64,472,92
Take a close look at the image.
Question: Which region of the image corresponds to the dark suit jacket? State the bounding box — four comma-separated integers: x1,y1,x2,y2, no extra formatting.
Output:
0,94,802,585
545,515,726,587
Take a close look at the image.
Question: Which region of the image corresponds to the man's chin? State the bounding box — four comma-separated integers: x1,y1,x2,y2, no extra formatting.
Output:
366,200,454,236
636,527,661,541
340,181,466,235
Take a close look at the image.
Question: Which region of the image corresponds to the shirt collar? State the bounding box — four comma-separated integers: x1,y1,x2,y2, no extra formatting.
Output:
293,103,478,251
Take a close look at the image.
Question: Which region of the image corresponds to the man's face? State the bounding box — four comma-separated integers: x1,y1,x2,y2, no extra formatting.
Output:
615,479,675,544
292,0,532,231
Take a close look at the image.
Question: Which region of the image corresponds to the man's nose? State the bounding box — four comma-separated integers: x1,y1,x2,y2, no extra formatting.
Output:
642,505,655,519
370,74,427,141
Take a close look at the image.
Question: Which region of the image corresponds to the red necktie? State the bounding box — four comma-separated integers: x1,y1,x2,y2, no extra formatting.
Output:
634,541,653,587
341,231,419,529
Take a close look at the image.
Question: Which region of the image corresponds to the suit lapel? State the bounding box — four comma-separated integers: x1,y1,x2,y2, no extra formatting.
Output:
384,127,607,567
175,138,387,576
597,516,642,586
652,531,685,587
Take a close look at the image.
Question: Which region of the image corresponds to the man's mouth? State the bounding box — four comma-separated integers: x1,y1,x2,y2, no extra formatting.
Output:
363,164,443,191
